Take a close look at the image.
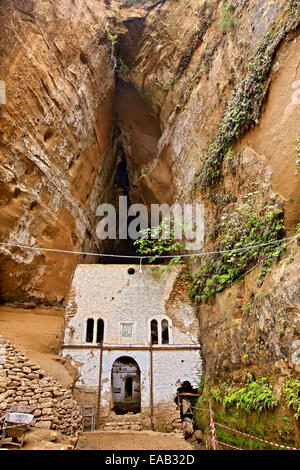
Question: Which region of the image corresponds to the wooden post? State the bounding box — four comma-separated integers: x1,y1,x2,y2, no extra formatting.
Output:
96,341,103,429
150,337,155,431
209,399,217,450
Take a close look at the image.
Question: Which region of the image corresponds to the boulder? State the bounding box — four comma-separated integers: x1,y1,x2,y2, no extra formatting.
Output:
35,421,52,430
193,430,203,442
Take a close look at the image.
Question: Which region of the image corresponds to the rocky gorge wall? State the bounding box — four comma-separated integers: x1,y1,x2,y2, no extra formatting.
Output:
105,0,300,446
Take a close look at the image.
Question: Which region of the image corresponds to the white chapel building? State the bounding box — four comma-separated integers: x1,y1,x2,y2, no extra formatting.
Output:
62,264,202,426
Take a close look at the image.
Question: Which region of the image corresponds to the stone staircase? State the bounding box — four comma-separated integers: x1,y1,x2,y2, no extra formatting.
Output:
101,412,145,432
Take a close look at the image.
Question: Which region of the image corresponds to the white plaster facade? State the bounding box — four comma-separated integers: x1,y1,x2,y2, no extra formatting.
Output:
62,264,202,419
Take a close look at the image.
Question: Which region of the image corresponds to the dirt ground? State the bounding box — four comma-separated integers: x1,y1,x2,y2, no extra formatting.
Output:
21,429,76,451
0,306,204,452
0,304,75,387
76,431,196,451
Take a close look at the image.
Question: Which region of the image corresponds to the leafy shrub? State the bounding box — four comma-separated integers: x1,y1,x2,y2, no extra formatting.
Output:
211,386,223,403
189,199,286,304
284,379,300,419
224,377,278,413
134,218,186,273
107,30,118,56
117,57,130,74
198,374,205,397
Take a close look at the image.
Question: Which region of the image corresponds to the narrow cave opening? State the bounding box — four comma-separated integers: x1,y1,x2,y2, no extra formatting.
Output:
113,145,129,194
90,17,177,267
105,134,140,263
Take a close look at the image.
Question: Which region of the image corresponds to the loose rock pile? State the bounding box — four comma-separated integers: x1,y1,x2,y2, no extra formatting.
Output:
0,336,81,435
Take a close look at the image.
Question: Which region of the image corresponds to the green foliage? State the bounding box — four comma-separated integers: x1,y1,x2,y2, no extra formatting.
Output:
117,57,130,74
282,415,292,432
284,379,300,419
189,198,286,304
195,385,296,450
169,77,175,90
196,2,300,189
211,375,279,414
134,218,186,273
107,32,118,46
224,377,278,413
224,147,235,170
155,423,172,433
219,1,236,32
107,28,130,74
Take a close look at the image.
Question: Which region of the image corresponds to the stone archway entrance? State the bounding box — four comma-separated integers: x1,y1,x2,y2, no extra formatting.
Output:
111,357,141,414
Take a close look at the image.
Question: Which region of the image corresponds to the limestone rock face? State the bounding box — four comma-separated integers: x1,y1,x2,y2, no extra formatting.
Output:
0,0,115,304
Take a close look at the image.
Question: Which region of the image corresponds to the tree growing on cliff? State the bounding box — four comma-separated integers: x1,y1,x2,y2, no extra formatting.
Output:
134,218,186,273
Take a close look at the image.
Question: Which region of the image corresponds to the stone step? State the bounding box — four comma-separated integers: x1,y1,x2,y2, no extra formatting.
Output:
103,421,143,432
105,421,142,426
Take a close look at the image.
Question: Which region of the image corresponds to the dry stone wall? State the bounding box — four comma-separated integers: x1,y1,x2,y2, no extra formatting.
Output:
0,335,81,435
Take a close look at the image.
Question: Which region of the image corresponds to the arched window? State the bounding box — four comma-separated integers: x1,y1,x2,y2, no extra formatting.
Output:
151,319,158,345
97,319,104,343
86,319,94,343
161,319,169,344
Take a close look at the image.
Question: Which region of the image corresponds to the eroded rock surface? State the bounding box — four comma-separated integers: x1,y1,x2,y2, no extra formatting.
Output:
0,0,299,447
0,335,81,435
0,0,115,304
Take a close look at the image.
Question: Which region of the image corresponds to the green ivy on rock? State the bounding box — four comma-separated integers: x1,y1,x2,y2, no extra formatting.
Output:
189,199,286,304
211,374,279,414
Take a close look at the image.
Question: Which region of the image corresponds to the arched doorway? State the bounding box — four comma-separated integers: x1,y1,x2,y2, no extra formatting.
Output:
111,357,141,414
